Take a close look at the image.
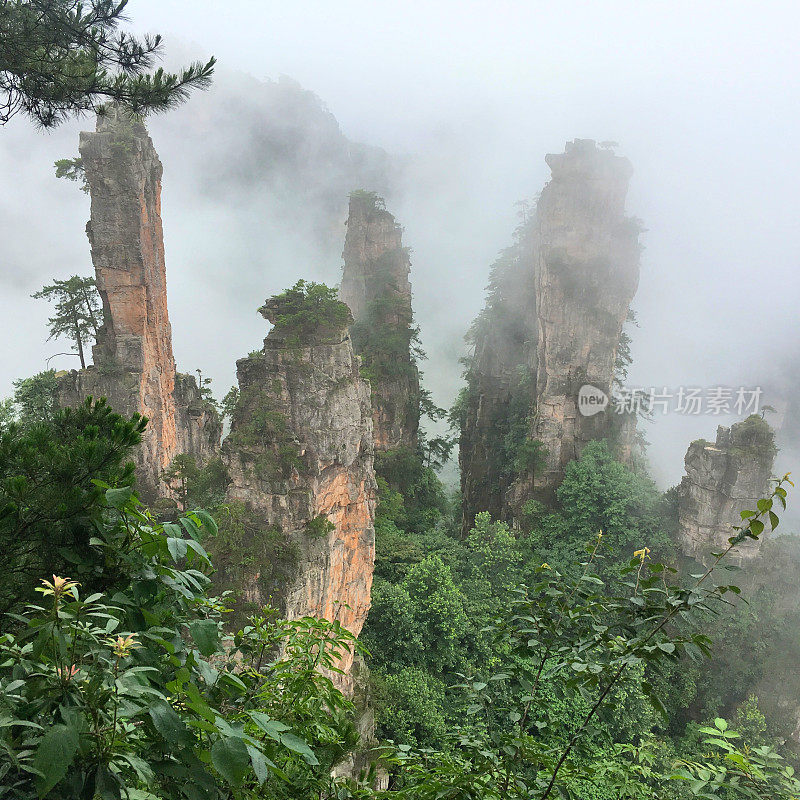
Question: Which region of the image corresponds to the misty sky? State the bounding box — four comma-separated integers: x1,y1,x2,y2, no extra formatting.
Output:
2,0,799,487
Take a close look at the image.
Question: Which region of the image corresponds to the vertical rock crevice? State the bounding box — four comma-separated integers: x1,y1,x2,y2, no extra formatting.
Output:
58,107,220,496
340,192,420,453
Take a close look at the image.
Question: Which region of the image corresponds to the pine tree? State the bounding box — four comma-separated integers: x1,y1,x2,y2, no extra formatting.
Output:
0,0,215,128
32,276,102,369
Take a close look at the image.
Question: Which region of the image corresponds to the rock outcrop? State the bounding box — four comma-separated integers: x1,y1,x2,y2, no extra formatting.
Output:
460,140,641,528
340,192,420,452
221,287,376,678
677,415,777,562
57,107,220,496
459,220,538,531
528,139,641,499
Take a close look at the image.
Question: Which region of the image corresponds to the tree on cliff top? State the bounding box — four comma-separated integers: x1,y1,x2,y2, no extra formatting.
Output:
32,275,101,369
0,0,215,128
259,280,352,344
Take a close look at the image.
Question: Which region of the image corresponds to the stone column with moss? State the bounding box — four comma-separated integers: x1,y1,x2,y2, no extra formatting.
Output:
677,415,777,562
220,282,376,680
57,106,220,497
340,191,420,453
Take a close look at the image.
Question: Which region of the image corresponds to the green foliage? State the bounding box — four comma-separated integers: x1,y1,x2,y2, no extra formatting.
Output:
221,385,240,422
0,533,363,799
0,380,795,800
512,436,548,478
6,369,60,426
350,262,417,386
0,404,368,799
162,454,230,512
500,366,540,479
614,309,638,388
349,189,385,209
0,397,144,617
729,414,777,463
528,440,671,573
54,156,89,192
733,695,768,745
374,449,450,538
365,416,798,799
0,0,215,128
374,479,791,799
32,275,101,369
205,501,301,622
655,532,800,743
194,368,218,407
676,717,800,799
261,280,351,344
373,668,449,748
400,556,470,671
305,514,335,538
228,385,302,481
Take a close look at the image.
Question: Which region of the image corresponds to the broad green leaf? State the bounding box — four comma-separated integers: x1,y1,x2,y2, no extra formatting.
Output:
248,712,290,736
211,736,250,786
149,699,191,745
189,619,219,657
166,537,188,561
33,724,79,797
275,732,319,765
105,485,133,510
193,509,218,536
246,743,272,785
247,712,317,765
180,516,202,542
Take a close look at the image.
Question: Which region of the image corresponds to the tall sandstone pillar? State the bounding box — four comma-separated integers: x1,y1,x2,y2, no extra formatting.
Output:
340,192,420,453
460,140,641,528
59,107,220,495
220,292,376,681
528,139,641,498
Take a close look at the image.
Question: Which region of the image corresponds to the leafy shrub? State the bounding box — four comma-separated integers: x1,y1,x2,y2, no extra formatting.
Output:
260,280,351,344
0,487,362,799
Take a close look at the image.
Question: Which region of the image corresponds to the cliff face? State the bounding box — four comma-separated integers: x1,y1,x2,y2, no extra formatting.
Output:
459,222,538,532
58,107,220,495
221,293,376,677
678,416,776,562
340,193,420,453
529,140,641,498
460,140,641,528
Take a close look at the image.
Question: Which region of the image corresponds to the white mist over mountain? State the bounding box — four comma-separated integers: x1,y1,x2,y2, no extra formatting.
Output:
1,0,799,489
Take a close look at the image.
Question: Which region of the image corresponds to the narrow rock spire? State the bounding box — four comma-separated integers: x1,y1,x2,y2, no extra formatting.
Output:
340,192,420,453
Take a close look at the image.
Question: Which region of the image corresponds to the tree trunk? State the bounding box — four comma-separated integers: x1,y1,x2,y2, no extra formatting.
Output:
72,308,86,369
80,287,100,336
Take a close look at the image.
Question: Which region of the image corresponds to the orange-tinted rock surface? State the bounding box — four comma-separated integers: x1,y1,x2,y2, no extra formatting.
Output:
221,293,376,678
58,107,220,496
